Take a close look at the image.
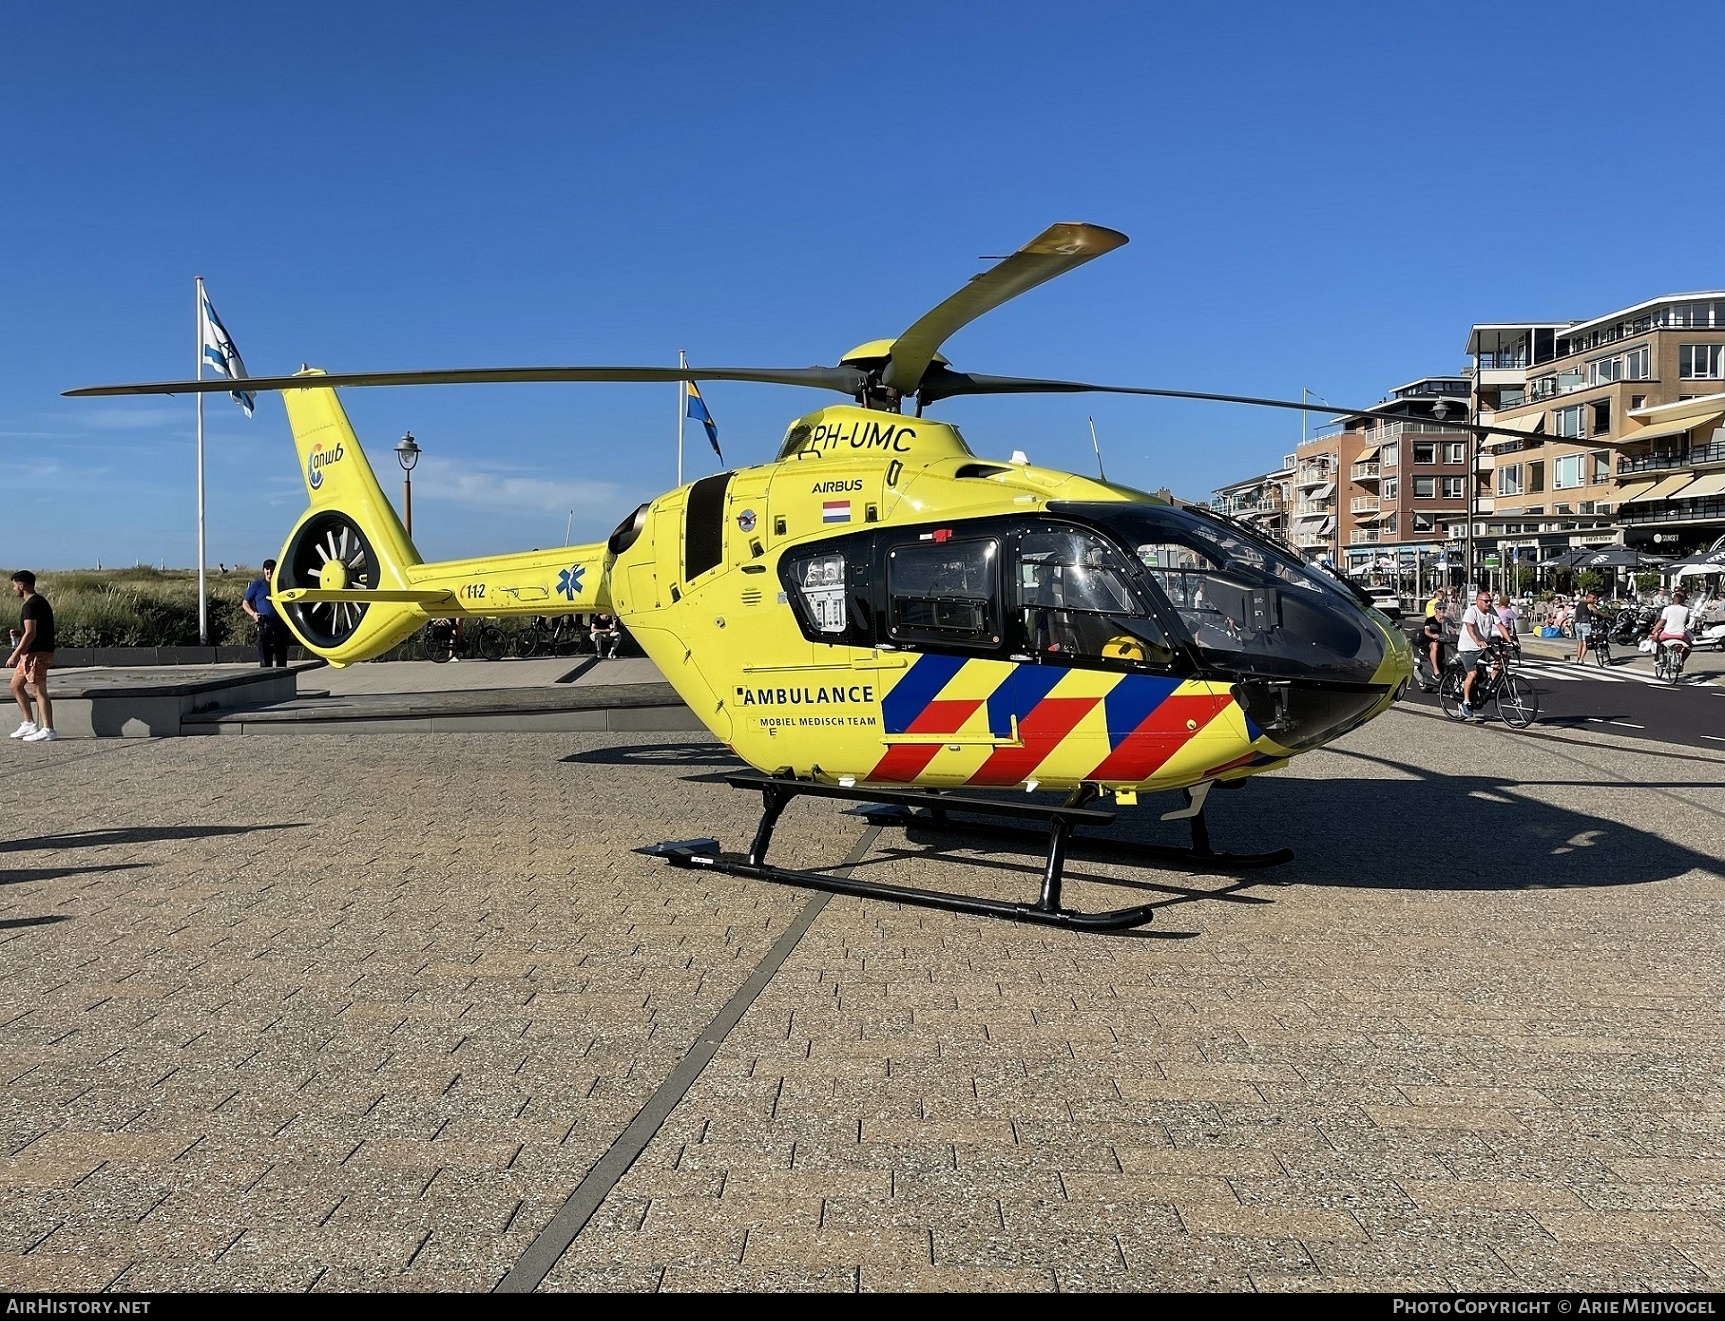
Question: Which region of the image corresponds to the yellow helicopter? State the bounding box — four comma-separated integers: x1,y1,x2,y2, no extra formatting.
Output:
70,221,1476,932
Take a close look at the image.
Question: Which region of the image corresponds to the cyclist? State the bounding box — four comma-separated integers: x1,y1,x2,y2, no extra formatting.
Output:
1457,588,1504,722
1418,597,1448,691
1652,588,1693,671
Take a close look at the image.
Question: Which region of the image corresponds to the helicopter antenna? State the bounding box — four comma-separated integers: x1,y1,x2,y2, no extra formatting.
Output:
1087,416,1107,482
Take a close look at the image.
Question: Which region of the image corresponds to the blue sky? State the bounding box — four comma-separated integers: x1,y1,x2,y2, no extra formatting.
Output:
4,1,1721,569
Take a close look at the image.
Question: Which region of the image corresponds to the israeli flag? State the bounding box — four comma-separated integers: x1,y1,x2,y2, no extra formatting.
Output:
199,284,255,417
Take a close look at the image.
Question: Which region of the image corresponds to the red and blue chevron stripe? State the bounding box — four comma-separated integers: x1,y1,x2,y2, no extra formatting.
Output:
868,653,1240,786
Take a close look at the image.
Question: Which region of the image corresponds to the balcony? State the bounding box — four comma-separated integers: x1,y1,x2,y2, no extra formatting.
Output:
1349,530,1380,545
1618,438,1725,474
1350,497,1380,514
1619,494,1725,525
1351,462,1380,481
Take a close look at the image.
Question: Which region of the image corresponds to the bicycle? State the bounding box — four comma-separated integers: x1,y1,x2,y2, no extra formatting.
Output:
514,614,588,658
1590,625,1612,668
422,617,507,663
1652,638,1689,685
1437,639,1538,729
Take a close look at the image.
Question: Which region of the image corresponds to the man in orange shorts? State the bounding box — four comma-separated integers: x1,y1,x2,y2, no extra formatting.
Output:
8,570,57,743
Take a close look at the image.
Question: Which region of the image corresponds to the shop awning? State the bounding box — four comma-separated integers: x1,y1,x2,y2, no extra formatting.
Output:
1614,479,1658,503
1353,446,1380,463
1624,474,1696,503
1312,482,1334,499
1680,471,1725,498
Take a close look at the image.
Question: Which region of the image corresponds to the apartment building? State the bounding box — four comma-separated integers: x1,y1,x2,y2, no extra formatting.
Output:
1257,377,1474,592
1469,294,1725,567
1211,457,1293,543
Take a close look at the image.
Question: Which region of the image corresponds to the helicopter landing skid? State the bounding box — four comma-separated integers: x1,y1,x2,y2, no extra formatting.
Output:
854,779,1293,873
639,772,1159,932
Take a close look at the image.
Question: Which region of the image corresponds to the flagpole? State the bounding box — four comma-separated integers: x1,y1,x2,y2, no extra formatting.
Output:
195,277,208,645
677,349,687,487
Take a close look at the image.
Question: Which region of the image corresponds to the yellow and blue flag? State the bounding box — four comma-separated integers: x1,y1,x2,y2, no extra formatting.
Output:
686,381,721,462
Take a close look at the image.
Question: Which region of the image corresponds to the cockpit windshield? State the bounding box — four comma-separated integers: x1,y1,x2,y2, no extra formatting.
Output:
1056,502,1390,683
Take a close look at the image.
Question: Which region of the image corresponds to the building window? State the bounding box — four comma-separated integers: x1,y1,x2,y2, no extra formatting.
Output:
1413,442,1436,465
1413,476,1437,498
1444,477,1466,499
1381,478,1398,499
1680,344,1725,379
1668,302,1721,329
1591,400,1610,436
1626,345,1650,379
1590,451,1611,484
1527,461,1544,494
1497,465,1523,497
1380,442,1399,468
1444,442,1465,464
1381,514,1396,535
1553,454,1584,489
1588,354,1622,385
1413,511,1435,533
1631,394,1647,410
1554,405,1584,438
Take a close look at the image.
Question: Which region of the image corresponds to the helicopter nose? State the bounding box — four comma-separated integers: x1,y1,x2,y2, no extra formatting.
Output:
1230,611,1410,752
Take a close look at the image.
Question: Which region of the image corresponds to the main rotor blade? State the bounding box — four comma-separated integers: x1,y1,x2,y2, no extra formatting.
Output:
879,222,1128,395
921,370,1520,442
64,364,868,399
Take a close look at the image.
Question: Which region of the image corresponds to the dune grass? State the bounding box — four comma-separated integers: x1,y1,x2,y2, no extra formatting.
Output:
13,567,258,648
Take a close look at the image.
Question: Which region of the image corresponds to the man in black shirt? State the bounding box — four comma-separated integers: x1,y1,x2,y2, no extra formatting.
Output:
7,570,57,742
1572,590,1598,664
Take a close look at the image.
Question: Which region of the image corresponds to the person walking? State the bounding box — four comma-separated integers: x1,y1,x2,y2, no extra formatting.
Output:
7,570,57,742
242,559,290,668
1571,590,1598,663
1495,593,1521,655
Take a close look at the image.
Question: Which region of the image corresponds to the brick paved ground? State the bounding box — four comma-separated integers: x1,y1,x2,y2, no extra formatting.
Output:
1,706,1722,1292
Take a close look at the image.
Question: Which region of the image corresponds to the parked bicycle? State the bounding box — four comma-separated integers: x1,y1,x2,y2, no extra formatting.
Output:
1437,638,1538,729
514,613,588,658
422,617,506,662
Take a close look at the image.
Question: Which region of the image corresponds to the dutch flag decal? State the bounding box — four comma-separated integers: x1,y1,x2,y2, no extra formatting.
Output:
822,500,851,524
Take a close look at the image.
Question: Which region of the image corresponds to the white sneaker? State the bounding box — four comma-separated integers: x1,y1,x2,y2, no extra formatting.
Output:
22,727,57,742
9,721,37,739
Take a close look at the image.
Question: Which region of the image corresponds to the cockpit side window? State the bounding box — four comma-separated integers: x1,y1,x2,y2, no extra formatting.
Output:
887,538,1001,648
1057,501,1388,683
1015,529,1176,669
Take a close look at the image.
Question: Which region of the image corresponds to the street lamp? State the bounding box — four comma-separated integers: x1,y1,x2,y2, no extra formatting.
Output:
395,432,421,537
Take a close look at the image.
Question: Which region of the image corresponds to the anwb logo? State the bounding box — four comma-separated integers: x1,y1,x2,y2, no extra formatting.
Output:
307,441,346,490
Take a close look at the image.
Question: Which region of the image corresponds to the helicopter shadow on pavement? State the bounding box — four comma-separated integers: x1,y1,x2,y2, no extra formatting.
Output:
1195,748,1723,893
858,749,1720,913
560,740,748,784
0,822,307,854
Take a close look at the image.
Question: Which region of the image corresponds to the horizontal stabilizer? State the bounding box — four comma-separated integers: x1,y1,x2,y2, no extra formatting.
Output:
276,588,455,606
